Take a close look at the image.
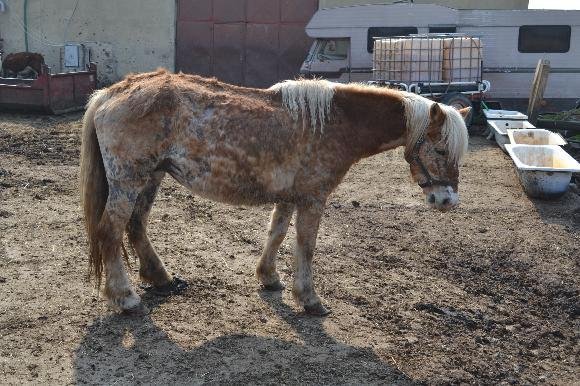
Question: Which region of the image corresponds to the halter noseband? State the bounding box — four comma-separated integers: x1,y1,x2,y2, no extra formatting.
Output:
411,132,453,188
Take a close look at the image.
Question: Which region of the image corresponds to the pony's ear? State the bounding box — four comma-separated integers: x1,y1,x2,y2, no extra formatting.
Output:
428,103,446,135
458,106,472,123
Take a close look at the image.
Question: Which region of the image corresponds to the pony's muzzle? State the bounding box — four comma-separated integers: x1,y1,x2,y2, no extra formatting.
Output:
424,185,458,211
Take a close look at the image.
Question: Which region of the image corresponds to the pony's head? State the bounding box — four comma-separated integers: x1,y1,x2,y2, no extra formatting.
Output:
402,95,470,211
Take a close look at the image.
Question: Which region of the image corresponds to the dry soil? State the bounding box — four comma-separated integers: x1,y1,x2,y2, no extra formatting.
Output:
0,113,579,385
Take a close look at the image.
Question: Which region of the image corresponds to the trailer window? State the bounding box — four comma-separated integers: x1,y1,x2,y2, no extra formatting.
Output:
367,27,418,53
518,25,571,53
429,26,457,33
318,39,349,61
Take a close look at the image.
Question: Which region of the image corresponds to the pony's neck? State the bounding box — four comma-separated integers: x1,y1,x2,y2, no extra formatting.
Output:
332,85,407,159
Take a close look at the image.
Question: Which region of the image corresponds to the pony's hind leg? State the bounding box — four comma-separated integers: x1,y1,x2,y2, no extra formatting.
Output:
99,179,148,314
292,201,330,316
126,171,176,293
256,202,294,290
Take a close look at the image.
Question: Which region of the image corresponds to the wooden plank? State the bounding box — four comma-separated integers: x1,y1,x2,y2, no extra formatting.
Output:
527,59,550,125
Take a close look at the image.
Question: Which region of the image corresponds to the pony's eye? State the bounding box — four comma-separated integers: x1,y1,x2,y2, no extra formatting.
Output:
435,149,447,156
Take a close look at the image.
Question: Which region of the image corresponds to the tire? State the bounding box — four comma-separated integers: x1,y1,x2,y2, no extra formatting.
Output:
440,92,474,128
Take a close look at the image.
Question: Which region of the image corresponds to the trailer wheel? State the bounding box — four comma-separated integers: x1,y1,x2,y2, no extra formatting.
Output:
440,92,473,127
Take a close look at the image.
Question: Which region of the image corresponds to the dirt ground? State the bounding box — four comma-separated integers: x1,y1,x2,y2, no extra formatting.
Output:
0,112,578,385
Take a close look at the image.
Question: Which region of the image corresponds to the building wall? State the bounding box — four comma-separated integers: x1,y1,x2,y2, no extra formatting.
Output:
320,0,529,10
0,0,175,85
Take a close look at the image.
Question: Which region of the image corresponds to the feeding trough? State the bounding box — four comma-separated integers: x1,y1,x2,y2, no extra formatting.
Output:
507,129,567,146
505,144,580,199
488,120,536,151
483,109,528,121
0,63,97,114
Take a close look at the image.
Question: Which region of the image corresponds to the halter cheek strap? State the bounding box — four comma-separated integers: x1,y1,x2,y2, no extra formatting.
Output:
411,133,453,188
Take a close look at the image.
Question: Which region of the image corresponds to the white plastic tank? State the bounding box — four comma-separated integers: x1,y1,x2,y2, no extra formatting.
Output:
374,37,443,83
442,37,482,83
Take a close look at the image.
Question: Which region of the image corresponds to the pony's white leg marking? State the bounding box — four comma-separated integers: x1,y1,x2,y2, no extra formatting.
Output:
256,202,295,290
104,251,141,310
292,201,329,315
100,180,145,313
127,171,172,287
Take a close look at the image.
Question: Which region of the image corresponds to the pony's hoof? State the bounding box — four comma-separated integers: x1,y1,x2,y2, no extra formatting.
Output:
122,302,150,316
261,280,286,291
304,302,331,316
143,276,189,296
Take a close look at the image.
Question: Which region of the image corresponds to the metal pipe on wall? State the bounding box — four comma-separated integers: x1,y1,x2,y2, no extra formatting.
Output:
24,0,29,51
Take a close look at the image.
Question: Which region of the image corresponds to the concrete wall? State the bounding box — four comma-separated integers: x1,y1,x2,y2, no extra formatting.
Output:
320,0,529,10
0,0,175,85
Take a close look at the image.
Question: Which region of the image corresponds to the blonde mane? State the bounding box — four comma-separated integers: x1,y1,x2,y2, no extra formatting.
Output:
270,79,468,164
269,79,336,132
402,92,469,165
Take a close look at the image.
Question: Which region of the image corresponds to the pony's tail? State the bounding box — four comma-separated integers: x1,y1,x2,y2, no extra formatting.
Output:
80,89,110,288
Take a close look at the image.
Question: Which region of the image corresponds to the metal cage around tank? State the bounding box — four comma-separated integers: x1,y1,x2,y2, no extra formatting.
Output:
370,33,490,97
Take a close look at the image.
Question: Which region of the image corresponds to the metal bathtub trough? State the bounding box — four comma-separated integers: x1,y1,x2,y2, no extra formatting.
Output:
488,120,536,151
483,109,528,121
507,128,567,146
505,144,580,199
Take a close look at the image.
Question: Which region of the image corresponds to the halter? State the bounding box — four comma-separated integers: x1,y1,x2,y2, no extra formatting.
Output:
411,132,453,188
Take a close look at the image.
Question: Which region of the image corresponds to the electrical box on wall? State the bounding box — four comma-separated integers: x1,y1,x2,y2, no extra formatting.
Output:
58,41,116,85
64,44,80,67
60,43,89,72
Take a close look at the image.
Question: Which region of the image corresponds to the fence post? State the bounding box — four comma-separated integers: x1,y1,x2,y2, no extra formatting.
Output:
527,59,550,125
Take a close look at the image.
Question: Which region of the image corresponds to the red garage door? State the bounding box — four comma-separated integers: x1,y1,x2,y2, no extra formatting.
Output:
176,0,318,88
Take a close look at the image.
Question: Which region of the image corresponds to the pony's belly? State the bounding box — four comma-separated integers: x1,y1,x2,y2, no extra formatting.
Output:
189,181,286,205
165,155,297,205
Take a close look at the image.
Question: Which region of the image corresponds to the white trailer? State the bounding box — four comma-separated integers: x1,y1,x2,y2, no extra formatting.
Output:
300,3,580,110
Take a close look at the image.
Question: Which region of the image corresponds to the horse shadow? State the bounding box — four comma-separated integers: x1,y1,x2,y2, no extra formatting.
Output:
73,290,414,385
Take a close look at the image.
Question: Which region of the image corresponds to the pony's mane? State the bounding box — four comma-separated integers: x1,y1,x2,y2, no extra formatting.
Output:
269,79,468,164
402,92,469,165
269,79,336,132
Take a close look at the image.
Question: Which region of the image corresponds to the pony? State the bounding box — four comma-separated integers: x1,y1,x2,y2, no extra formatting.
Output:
1,52,45,78
80,70,470,316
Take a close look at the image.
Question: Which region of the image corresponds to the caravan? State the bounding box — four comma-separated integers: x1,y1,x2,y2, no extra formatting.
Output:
300,3,580,110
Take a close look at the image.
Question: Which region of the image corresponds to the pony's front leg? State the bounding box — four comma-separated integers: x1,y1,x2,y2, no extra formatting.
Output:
98,181,147,315
292,201,330,316
257,202,295,290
